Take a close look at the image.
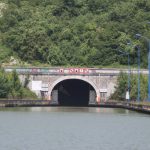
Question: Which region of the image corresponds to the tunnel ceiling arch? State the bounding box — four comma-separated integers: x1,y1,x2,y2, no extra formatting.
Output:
54,79,96,106
49,76,99,98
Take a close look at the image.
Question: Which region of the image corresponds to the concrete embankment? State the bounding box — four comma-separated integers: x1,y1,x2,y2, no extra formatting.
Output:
0,100,150,114
123,103,150,114
90,102,150,114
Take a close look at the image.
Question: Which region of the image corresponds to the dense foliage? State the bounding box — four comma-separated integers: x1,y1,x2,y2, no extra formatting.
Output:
0,0,150,67
0,68,37,99
111,72,148,101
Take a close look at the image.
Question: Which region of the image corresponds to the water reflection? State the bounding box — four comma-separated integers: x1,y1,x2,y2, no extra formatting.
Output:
0,107,149,150
0,106,141,115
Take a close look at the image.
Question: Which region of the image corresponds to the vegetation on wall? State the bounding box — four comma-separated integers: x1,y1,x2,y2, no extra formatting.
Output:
111,72,148,101
0,68,37,99
0,0,150,67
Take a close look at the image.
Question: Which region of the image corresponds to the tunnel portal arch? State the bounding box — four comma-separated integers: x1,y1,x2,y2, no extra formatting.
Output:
48,76,100,105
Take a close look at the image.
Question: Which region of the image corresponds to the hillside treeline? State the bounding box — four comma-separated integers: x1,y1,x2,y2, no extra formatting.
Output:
0,0,150,67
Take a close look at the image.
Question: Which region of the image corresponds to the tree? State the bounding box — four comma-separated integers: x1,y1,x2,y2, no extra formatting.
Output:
0,0,150,67
112,72,148,101
0,69,10,98
9,70,23,99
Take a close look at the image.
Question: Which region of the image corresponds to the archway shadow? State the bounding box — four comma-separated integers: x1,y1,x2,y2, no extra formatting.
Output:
52,79,95,106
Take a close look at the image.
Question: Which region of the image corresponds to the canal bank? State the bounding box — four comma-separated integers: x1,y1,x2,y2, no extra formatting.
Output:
0,100,150,115
90,103,150,115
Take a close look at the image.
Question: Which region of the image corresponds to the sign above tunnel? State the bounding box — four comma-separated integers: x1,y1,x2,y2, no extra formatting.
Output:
5,67,126,76
59,68,89,74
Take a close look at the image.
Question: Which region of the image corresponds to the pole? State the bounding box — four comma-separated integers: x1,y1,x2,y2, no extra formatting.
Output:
128,54,130,102
135,33,150,102
148,40,150,101
137,46,140,102
126,40,132,102
117,49,131,101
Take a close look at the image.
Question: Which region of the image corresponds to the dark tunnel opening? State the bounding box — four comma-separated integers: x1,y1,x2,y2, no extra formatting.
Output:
52,79,96,106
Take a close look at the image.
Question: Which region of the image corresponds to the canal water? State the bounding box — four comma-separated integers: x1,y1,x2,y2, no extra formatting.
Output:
0,107,149,150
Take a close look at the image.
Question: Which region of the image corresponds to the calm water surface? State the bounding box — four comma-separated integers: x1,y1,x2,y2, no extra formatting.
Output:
0,107,149,150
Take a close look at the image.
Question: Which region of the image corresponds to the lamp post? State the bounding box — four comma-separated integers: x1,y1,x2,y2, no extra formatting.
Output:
134,45,141,102
135,34,150,101
117,49,131,102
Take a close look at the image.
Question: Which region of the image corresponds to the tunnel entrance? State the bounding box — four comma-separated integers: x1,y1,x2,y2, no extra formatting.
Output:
51,79,96,106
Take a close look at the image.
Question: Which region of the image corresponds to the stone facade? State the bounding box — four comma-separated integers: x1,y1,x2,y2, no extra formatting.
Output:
7,67,147,104
19,74,118,103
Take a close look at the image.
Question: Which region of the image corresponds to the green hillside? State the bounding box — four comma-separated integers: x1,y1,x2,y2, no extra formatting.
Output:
0,0,150,67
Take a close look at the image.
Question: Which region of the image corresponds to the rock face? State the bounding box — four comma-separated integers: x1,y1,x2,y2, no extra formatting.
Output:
0,3,6,17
